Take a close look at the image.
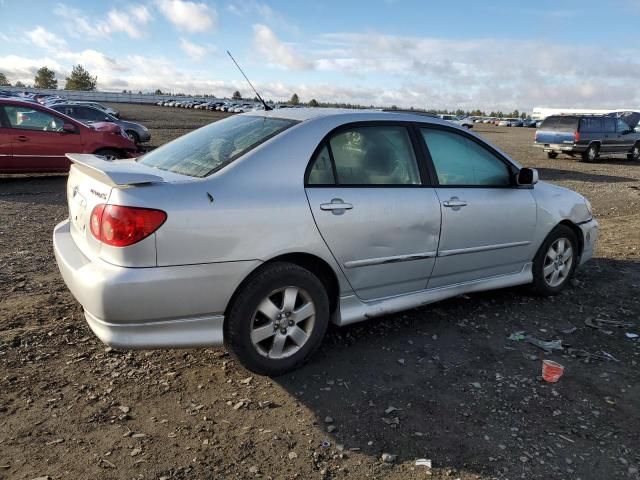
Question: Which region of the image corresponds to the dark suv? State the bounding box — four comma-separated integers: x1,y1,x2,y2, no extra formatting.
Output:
534,113,640,162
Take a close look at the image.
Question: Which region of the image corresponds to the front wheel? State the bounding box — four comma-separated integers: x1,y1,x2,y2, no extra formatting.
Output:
547,151,558,159
627,143,640,161
224,262,330,376
126,130,140,143
530,225,578,296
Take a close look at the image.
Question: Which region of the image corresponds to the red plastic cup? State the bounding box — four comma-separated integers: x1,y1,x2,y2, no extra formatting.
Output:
542,360,564,383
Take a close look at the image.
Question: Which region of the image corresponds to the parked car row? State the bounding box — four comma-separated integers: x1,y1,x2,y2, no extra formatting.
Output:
467,116,538,127
0,90,149,144
154,99,265,113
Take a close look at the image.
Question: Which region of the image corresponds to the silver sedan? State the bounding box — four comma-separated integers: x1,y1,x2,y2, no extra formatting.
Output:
53,109,599,375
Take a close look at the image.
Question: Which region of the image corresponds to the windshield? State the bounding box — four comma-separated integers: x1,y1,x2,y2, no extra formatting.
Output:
137,115,298,177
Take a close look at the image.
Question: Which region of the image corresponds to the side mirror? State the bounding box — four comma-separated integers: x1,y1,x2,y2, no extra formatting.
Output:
518,167,538,186
62,123,77,133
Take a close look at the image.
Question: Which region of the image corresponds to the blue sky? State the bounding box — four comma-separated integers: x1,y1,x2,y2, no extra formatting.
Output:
1,0,639,111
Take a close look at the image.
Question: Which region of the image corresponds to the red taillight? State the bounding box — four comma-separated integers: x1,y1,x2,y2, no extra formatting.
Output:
89,204,166,247
574,130,580,142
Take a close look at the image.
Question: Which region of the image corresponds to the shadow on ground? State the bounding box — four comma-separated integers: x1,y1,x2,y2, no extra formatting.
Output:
274,258,640,478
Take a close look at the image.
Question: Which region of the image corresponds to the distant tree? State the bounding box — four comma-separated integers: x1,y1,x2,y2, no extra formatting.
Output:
34,66,58,89
232,90,242,100
65,65,97,91
520,112,527,119
0,72,10,86
14,80,26,88
290,93,300,105
308,98,319,107
138,90,142,94
154,89,163,95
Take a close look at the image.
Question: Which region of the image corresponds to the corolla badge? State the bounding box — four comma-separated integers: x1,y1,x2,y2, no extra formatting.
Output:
90,189,107,200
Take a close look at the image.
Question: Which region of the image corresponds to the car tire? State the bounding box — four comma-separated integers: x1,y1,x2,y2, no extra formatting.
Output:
627,143,640,161
224,262,330,376
581,143,599,162
547,151,558,159
125,130,140,143
94,148,121,161
529,225,578,296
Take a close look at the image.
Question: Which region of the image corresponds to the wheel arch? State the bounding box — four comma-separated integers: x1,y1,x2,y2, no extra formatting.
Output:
557,220,584,258
224,252,341,321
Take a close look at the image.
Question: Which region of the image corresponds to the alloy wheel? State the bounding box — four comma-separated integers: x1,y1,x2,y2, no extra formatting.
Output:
250,286,316,359
543,238,574,288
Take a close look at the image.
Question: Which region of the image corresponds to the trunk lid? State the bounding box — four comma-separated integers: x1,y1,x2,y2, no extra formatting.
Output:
65,154,182,263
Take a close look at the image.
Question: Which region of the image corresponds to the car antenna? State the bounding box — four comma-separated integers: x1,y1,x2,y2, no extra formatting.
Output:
226,50,272,111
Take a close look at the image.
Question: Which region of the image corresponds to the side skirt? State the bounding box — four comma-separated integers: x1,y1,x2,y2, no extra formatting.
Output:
335,263,533,326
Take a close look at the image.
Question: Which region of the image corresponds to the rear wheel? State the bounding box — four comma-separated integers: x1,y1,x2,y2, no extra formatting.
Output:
530,225,578,296
627,143,640,161
581,143,599,162
547,151,558,159
94,148,121,161
224,262,330,376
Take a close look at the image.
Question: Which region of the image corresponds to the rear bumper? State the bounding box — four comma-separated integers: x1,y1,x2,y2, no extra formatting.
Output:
533,143,585,153
578,218,599,266
53,220,261,349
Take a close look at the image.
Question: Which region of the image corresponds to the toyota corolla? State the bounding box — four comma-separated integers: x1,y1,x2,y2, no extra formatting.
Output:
53,109,598,375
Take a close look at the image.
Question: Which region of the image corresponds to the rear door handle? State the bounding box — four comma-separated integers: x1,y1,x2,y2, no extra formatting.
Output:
442,197,468,209
16,135,29,142
320,198,353,214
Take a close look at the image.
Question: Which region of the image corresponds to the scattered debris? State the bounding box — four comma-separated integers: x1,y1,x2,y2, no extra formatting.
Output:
415,458,432,468
321,440,331,448
381,453,397,463
626,332,639,339
288,451,298,460
585,318,634,330
526,336,563,353
542,360,565,383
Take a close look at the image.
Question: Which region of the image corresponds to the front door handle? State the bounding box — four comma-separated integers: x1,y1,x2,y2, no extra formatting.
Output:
320,198,353,215
442,197,468,210
16,135,29,142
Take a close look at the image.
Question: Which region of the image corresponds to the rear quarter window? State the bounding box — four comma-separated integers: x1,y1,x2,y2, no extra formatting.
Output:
580,117,603,133
540,116,579,131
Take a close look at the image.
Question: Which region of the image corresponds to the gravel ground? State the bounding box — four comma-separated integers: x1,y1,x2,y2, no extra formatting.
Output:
0,104,639,480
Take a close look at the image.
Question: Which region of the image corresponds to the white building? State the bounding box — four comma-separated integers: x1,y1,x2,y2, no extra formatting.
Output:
531,107,639,120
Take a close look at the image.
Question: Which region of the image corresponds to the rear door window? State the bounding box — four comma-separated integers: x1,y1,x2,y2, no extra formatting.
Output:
603,118,616,133
580,117,602,133
326,126,421,185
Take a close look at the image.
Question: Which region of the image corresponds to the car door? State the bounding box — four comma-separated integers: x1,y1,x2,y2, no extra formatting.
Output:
600,117,617,153
305,123,441,301
3,104,83,172
0,106,14,172
614,117,635,153
419,126,537,288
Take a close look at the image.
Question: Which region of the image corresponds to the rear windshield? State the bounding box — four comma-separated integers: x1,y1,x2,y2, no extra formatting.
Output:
137,115,297,177
539,116,579,131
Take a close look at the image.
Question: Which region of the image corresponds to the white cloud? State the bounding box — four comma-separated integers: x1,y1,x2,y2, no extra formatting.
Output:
27,26,67,51
226,1,299,34
179,38,215,61
156,0,216,32
54,3,152,39
57,49,128,72
252,24,312,70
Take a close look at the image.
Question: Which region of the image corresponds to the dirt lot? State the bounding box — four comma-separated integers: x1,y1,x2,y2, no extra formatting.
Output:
1,104,639,480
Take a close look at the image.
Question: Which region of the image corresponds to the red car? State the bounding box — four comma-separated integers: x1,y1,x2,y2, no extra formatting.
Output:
0,98,138,173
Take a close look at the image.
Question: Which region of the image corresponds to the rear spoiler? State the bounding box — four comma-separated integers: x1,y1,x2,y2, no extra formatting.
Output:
66,154,164,186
